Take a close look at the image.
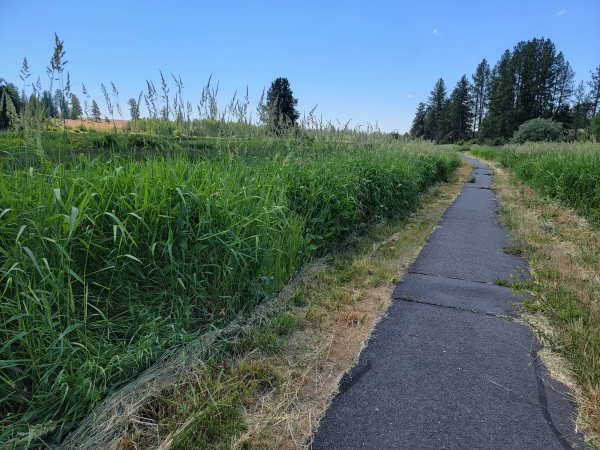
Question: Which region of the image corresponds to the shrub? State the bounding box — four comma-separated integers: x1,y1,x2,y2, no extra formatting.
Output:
510,118,564,144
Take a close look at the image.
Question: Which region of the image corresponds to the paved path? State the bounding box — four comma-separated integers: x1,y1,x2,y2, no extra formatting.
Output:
311,156,586,449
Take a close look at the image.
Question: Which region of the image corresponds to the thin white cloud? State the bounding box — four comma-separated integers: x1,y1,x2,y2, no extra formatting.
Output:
433,29,443,36
557,10,567,16
408,94,413,98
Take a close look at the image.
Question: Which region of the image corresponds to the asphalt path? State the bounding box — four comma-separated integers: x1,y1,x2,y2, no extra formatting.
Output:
310,155,586,449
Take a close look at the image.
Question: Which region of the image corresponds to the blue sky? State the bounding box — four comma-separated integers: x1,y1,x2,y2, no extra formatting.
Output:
1,0,598,132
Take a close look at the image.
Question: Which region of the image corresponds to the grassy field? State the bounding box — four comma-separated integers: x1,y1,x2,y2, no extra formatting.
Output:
469,143,600,445
470,142,600,224
0,128,460,447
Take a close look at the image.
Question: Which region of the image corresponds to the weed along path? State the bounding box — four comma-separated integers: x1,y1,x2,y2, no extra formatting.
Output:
310,156,586,449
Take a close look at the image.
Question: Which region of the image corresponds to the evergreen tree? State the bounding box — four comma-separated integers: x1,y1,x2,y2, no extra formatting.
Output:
436,99,453,143
588,66,600,117
551,52,575,121
481,50,516,140
70,93,82,120
41,90,55,117
53,89,70,119
264,77,299,132
471,59,490,136
91,100,102,122
410,102,427,138
425,78,447,141
572,81,592,130
448,75,474,142
0,79,22,129
128,97,141,121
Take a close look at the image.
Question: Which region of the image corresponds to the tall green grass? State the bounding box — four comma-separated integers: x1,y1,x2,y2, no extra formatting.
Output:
471,142,600,224
0,139,460,446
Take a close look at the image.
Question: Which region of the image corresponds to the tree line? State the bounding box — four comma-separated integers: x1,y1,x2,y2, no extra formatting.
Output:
410,37,600,144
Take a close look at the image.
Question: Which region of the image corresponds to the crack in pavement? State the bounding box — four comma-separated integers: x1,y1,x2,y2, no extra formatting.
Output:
407,270,497,286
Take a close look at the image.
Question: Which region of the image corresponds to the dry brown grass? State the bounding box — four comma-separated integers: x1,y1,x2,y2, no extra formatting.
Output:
64,118,129,130
472,154,600,448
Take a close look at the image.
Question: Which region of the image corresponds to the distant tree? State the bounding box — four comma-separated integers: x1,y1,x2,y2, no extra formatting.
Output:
448,75,474,142
572,81,592,130
471,59,490,136
551,52,575,121
424,78,447,141
53,89,70,119
264,77,300,132
91,100,102,122
436,98,453,143
410,102,427,138
39,90,54,117
481,49,515,140
70,93,82,120
128,97,141,121
0,79,21,129
588,66,600,117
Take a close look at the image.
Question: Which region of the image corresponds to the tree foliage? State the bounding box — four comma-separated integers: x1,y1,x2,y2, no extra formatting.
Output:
0,79,21,129
510,117,564,144
409,36,598,143
410,102,427,138
264,77,299,132
424,78,446,141
471,59,491,136
128,97,141,121
447,75,474,142
91,100,102,122
70,93,82,120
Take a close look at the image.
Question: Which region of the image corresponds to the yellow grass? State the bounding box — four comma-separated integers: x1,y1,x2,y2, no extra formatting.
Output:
64,118,129,130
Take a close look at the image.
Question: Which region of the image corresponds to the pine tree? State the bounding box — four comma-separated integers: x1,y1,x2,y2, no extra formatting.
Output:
551,52,575,121
471,59,490,136
448,75,474,142
425,78,447,141
572,81,592,131
70,93,82,120
410,102,427,138
53,89,70,119
91,100,102,122
588,66,600,117
264,78,299,132
436,99,453,143
41,90,55,117
481,50,516,140
128,97,141,121
0,79,22,129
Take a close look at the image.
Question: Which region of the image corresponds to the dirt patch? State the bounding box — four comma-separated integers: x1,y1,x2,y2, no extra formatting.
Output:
64,118,129,130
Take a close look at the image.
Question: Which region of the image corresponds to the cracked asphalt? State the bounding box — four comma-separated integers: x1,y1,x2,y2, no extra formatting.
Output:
310,155,586,449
